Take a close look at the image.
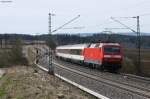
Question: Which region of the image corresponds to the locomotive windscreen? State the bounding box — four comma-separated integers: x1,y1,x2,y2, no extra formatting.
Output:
104,46,120,54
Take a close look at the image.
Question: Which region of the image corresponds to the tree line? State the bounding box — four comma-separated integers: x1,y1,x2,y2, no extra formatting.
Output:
0,33,150,49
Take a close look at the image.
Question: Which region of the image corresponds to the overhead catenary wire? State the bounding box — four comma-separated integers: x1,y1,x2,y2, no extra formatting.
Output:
114,13,150,18
104,28,129,30
110,12,150,32
48,14,81,74
0,0,13,3
110,17,136,33
52,15,80,33
61,26,85,30
111,16,142,75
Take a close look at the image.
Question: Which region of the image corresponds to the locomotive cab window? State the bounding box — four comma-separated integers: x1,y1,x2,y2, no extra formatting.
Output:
104,46,120,54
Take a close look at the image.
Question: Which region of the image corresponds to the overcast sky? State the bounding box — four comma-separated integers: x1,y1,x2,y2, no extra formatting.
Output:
0,0,150,35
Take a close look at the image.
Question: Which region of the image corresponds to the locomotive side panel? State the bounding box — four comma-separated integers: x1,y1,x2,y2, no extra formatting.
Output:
84,48,103,65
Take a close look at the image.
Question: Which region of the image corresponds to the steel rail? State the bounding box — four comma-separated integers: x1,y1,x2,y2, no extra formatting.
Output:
54,59,150,92
121,73,150,82
52,61,150,98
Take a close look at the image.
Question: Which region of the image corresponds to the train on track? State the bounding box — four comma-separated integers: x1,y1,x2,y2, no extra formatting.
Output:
55,42,123,72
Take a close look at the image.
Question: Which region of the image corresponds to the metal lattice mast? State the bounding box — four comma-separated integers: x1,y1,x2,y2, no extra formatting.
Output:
137,16,141,75
47,14,80,74
48,13,54,74
111,16,141,75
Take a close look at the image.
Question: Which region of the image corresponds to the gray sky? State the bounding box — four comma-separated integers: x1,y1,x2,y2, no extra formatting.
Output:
0,0,150,35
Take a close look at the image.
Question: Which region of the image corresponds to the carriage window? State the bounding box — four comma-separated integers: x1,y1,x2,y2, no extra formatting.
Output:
76,49,82,55
70,49,82,55
58,49,82,55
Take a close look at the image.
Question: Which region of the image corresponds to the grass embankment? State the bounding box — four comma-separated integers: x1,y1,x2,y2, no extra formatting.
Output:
0,66,96,99
0,45,96,99
121,48,150,76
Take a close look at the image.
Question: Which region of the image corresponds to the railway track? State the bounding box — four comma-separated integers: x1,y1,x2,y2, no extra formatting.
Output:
121,73,150,83
36,46,150,84
54,59,150,89
35,46,150,98
52,59,150,98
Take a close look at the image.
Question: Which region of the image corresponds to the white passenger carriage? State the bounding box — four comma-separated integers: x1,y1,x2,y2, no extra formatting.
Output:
56,44,88,61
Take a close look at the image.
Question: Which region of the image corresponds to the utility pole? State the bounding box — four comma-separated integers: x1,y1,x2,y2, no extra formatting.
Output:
111,16,141,75
136,16,141,75
35,33,39,64
47,14,80,75
48,13,55,75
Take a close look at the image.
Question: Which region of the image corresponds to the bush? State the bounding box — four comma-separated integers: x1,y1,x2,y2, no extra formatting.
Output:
120,57,137,74
0,38,28,67
0,50,12,67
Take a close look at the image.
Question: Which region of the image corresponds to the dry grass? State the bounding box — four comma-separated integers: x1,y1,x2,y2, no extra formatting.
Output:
25,46,37,65
0,66,96,99
0,42,28,67
121,48,150,76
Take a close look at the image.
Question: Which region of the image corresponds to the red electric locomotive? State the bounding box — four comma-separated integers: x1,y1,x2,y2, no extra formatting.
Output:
55,42,123,72
83,43,123,71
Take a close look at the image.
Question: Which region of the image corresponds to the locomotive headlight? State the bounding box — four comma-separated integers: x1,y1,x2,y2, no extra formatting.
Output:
104,55,112,58
113,55,121,58
104,55,121,58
